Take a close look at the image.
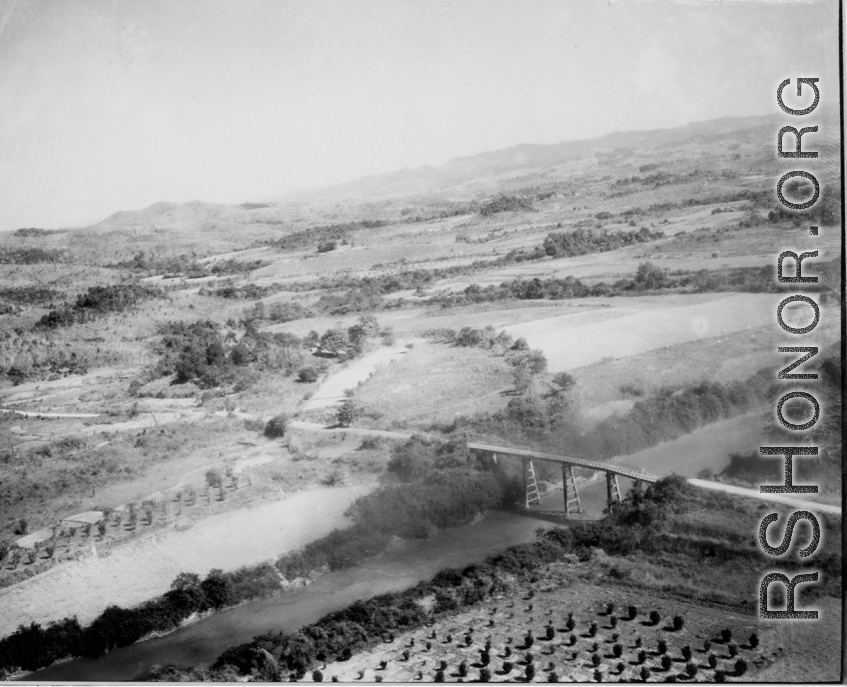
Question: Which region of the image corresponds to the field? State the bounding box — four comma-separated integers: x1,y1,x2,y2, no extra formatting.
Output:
0,113,840,680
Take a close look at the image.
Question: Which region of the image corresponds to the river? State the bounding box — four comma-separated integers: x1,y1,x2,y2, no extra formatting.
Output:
23,413,764,681
25,510,559,682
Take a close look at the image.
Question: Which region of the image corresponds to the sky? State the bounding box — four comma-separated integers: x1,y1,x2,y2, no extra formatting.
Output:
0,0,840,231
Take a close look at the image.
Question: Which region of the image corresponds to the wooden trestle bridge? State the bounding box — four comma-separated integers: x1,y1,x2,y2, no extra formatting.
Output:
468,442,660,516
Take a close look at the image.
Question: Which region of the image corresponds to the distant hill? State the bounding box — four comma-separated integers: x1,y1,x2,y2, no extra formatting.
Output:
273,113,788,203
89,109,840,229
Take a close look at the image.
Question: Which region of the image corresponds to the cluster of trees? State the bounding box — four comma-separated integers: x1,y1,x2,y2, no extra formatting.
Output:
611,168,736,190
718,352,841,489
767,187,840,227
200,283,283,300
267,219,387,253
112,252,265,278
37,284,159,329
479,194,536,216
0,286,63,307
542,227,664,258
0,565,282,674
470,370,772,462
147,321,308,390
0,247,64,264
275,435,520,580
427,261,792,309
242,300,316,325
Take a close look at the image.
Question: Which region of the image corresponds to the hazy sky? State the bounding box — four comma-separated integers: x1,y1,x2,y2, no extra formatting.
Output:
0,0,839,230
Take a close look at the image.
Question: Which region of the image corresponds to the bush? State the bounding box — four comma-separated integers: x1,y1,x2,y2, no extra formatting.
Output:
720,628,732,643
589,621,598,637
298,367,321,383
661,654,672,671
672,615,684,631
649,610,661,626
312,669,323,682
479,668,491,682
728,642,738,657
735,658,748,676
613,643,622,658
708,653,718,669
628,605,637,620
336,399,359,428
657,639,667,655
748,632,759,649
640,666,650,682
264,414,290,438
637,650,646,664
681,645,691,661
686,663,698,678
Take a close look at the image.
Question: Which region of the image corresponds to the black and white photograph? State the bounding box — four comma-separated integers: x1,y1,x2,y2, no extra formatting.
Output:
0,0,842,682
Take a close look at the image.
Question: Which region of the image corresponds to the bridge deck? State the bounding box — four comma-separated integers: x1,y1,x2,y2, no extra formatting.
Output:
468,442,660,483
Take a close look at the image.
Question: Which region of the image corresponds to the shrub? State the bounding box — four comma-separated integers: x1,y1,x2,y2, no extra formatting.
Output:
649,610,660,626
686,663,698,678
592,653,601,667
720,628,732,643
312,670,323,682
661,654,672,671
640,666,650,682
735,658,748,676
546,624,555,640
525,664,535,681
657,639,667,655
479,668,491,682
264,413,290,438
548,670,559,682
589,621,598,637
715,670,726,682
605,602,616,615
298,367,321,383
708,653,718,669
594,668,602,682
458,660,468,677
637,650,646,664
672,615,684,631
728,642,738,657
205,469,222,488
336,399,359,427
434,669,445,682
613,643,622,658
628,605,637,620
748,632,759,649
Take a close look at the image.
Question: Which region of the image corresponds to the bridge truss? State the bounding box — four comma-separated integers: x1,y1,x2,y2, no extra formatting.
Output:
468,442,660,516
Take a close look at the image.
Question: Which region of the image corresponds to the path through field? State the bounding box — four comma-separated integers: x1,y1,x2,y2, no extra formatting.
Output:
301,344,411,410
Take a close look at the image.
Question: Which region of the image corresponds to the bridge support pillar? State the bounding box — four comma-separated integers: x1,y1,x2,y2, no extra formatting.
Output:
563,464,582,516
606,472,622,512
523,459,541,508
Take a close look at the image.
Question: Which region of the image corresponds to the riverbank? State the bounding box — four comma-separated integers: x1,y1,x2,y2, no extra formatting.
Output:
24,510,553,682
0,483,373,636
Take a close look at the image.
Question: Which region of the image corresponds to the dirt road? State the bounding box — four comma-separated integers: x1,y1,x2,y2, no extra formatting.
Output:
687,478,842,514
